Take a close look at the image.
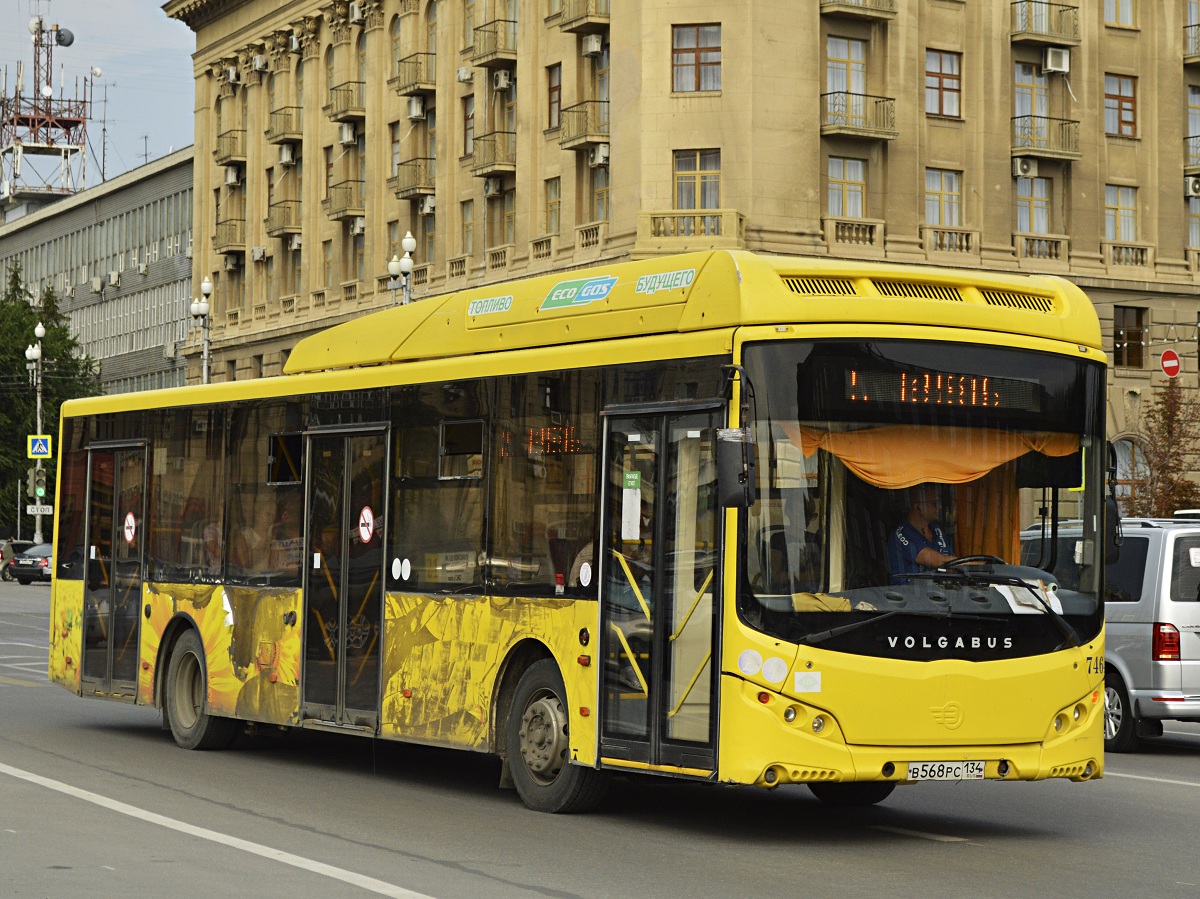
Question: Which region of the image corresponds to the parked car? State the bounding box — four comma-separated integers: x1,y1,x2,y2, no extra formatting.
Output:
1021,518,1200,752
1,539,34,581
6,542,53,585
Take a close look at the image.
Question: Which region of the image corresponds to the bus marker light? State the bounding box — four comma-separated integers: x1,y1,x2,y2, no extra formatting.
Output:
580,707,590,717
578,627,590,646
1073,705,1084,721
1092,691,1099,703
812,716,825,733
757,692,770,704
402,688,412,698
142,661,150,670
269,674,278,683
1053,715,1064,732
783,707,796,722
577,655,591,666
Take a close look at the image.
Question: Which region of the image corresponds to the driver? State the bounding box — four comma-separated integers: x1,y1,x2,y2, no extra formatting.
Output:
888,484,955,584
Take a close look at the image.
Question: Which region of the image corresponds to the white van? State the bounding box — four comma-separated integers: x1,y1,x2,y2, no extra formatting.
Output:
1021,519,1200,752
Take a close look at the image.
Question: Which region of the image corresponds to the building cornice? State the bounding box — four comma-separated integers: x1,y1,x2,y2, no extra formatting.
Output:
163,0,248,31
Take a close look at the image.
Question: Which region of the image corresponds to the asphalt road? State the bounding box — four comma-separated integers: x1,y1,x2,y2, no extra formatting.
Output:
2,579,1198,899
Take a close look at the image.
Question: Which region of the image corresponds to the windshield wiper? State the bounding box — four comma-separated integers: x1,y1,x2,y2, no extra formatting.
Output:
796,609,905,645
911,567,1081,649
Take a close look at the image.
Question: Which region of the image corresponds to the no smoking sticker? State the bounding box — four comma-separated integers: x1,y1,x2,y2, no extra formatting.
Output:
123,512,137,545
358,506,375,543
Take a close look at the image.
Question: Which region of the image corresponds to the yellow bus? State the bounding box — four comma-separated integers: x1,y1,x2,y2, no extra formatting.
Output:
48,250,1110,812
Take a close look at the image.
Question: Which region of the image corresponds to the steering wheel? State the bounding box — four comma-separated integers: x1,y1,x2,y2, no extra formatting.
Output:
942,555,1005,568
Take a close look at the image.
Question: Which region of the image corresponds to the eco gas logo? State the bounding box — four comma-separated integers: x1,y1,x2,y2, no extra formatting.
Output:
539,275,618,311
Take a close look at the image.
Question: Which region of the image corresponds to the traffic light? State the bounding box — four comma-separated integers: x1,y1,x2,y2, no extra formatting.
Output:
26,467,35,498
34,468,47,499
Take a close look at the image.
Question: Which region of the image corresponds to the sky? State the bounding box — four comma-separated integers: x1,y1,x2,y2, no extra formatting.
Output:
0,0,196,181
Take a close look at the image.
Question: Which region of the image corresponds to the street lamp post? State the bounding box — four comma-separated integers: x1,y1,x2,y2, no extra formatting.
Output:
388,231,418,305
24,322,45,544
191,276,212,384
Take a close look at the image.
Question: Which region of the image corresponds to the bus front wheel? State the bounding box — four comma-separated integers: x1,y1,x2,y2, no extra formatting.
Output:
1104,672,1139,753
507,659,608,813
808,781,896,806
165,629,237,751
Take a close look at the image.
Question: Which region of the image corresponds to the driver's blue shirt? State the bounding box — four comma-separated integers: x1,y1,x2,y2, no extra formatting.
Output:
888,520,952,584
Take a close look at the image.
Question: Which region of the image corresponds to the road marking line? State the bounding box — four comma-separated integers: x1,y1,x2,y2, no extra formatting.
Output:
1104,772,1200,789
869,825,968,842
0,676,48,688
0,762,434,898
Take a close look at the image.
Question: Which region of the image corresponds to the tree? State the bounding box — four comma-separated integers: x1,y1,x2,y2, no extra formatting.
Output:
1125,377,1200,518
0,264,100,538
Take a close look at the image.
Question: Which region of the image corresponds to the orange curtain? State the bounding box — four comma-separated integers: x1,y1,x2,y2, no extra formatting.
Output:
954,463,1020,561
781,423,1078,490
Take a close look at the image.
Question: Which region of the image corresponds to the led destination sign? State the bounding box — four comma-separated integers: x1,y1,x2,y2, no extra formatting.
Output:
845,368,1040,411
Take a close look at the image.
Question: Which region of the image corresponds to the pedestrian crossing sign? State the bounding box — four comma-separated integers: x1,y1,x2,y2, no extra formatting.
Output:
27,435,52,459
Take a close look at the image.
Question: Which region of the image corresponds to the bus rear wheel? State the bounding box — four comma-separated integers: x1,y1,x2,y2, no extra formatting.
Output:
166,629,237,751
808,782,896,806
507,659,607,813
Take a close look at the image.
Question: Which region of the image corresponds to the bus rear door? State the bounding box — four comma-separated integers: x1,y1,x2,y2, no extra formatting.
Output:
599,407,721,773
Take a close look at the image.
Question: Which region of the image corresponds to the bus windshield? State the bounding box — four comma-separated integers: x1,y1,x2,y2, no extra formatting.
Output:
739,338,1107,659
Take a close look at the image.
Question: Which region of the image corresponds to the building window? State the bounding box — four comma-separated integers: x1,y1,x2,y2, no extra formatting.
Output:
291,246,302,295
463,95,474,156
462,200,474,255
674,149,720,211
503,189,516,244
354,232,365,282
265,256,275,301
464,0,475,49
1105,0,1135,26
925,50,961,117
388,220,400,260
1189,198,1200,248
426,107,437,177
324,46,335,104
545,177,560,235
1188,86,1200,166
672,24,721,92
1104,74,1137,137
324,146,333,197
590,164,609,222
422,212,436,263
390,122,402,177
1113,437,1147,515
1105,184,1138,241
827,157,865,218
1113,306,1145,368
547,64,562,128
322,240,333,287
924,169,961,226
391,17,403,78
1017,176,1051,234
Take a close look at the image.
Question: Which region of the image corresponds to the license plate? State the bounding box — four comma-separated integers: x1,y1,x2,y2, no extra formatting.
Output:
907,760,986,781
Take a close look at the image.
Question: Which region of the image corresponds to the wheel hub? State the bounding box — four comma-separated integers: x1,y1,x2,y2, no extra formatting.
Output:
518,692,568,783
1104,685,1122,740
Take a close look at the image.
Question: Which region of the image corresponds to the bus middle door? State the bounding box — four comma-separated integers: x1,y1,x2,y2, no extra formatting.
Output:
599,407,721,774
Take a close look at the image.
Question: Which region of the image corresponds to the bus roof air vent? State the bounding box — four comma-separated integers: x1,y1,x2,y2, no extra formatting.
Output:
782,276,856,297
978,289,1056,314
873,280,963,302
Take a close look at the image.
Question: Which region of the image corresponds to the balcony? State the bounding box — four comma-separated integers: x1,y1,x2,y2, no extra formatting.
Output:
265,200,302,237
266,107,303,144
1011,115,1081,159
393,53,436,96
390,157,436,199
1187,135,1200,173
472,20,517,69
214,129,246,165
213,218,245,254
822,216,886,254
919,225,979,257
560,101,609,150
634,209,746,256
1103,241,1154,271
324,179,364,220
819,0,896,21
471,131,516,176
326,81,365,122
1187,24,1200,65
820,93,898,140
560,0,610,33
1014,232,1069,265
1009,2,1080,45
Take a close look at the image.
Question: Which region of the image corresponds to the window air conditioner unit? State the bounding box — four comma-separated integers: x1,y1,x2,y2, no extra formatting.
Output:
289,234,303,251
289,33,303,54
456,67,473,84
250,246,268,261
91,276,103,293
581,34,604,58
65,285,74,298
108,271,121,288
185,238,193,258
351,216,366,236
224,255,241,271
252,55,269,72
588,143,610,167
348,2,364,24
1042,47,1069,74
419,195,436,216
279,142,295,165
483,176,502,198
138,263,149,275
226,66,241,84
0,180,10,200
493,69,512,92
224,165,242,186
407,95,426,120
339,122,357,145
1012,157,1038,178
1187,176,1200,199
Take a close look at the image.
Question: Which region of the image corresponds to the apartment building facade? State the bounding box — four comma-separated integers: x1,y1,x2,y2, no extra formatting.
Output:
163,0,1200,486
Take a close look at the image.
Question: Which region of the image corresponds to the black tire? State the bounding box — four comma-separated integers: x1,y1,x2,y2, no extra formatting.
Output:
808,781,897,806
1104,672,1140,753
507,658,608,813
165,629,238,751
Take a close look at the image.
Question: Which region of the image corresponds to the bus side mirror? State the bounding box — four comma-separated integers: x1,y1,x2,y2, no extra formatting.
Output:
1105,441,1122,563
717,428,756,508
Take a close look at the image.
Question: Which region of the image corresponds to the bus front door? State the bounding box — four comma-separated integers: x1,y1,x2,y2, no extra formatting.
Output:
599,410,720,773
301,431,387,730
81,444,146,700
